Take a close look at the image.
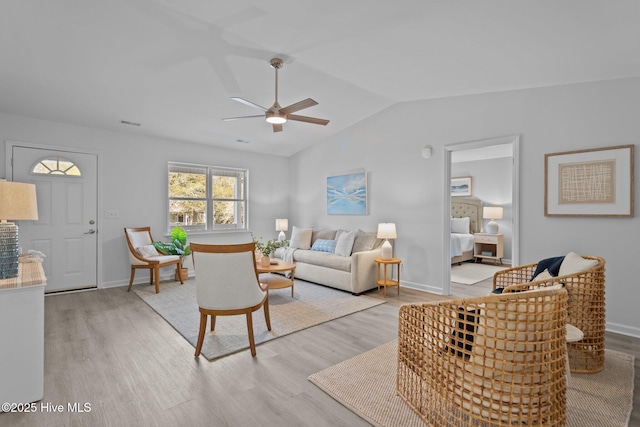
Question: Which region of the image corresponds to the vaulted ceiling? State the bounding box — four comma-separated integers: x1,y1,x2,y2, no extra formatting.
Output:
1,1,639,156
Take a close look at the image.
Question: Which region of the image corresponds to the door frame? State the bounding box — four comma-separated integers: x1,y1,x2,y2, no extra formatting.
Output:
442,134,520,295
6,140,103,290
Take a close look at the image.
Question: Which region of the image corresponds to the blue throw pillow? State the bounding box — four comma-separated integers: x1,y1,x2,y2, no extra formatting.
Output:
310,239,337,253
531,256,565,281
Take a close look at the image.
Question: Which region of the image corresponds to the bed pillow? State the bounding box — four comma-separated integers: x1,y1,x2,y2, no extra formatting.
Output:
310,239,336,253
289,226,313,250
334,230,356,257
558,251,599,277
136,244,159,258
451,217,470,234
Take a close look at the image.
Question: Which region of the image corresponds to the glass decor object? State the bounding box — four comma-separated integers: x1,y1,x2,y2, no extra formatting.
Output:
0,181,39,279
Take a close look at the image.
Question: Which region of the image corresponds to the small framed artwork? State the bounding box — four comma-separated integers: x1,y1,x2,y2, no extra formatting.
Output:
327,172,368,215
451,176,472,197
545,144,634,217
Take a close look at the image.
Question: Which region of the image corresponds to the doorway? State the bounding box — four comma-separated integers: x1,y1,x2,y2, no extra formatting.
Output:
8,143,100,293
443,135,520,296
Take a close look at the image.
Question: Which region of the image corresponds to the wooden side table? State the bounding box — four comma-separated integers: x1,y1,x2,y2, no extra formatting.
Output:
374,257,401,297
256,260,296,297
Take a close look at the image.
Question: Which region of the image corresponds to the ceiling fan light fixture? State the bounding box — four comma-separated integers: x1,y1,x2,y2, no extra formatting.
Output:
265,112,287,124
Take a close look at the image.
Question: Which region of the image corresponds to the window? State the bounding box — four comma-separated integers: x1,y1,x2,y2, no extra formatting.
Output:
31,157,81,176
168,162,247,233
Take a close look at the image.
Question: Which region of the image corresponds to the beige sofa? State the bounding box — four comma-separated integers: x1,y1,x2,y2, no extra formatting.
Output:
274,227,383,295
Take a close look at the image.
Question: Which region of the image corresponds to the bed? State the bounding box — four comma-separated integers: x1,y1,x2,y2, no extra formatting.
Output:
451,198,482,264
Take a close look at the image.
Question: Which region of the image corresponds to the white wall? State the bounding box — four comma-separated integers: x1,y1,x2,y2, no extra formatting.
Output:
289,77,640,337
452,156,513,261
0,113,290,287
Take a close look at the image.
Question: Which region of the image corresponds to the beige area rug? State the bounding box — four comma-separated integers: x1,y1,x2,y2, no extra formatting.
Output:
309,341,634,427
133,279,384,360
451,262,507,285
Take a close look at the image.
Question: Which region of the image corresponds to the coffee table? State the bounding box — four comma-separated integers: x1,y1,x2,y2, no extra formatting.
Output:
256,260,296,297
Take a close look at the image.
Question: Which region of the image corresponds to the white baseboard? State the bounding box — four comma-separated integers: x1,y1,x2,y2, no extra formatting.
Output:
400,281,445,295
101,272,192,289
606,321,640,339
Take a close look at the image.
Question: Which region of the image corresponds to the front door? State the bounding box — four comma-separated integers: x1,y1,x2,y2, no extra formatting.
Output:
11,146,98,293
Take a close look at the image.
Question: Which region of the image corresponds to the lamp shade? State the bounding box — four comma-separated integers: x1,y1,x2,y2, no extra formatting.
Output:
483,206,503,220
377,223,397,239
0,181,39,221
275,218,288,232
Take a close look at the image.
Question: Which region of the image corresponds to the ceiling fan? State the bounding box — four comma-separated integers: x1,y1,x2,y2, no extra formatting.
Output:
222,58,330,133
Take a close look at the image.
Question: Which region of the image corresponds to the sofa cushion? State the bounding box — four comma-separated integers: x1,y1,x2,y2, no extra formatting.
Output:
311,229,337,245
310,239,337,253
290,226,313,250
335,230,356,257
293,250,351,272
352,229,378,253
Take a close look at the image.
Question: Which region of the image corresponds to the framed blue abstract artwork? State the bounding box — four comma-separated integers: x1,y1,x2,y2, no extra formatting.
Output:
327,172,368,215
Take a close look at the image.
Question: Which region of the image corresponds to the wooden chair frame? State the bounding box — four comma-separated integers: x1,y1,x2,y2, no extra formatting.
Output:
191,242,271,358
124,226,183,294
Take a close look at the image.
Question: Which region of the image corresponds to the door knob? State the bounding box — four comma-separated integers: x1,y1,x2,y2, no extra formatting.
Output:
84,229,96,234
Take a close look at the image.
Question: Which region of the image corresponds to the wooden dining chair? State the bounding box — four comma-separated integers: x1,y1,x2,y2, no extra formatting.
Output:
191,242,271,357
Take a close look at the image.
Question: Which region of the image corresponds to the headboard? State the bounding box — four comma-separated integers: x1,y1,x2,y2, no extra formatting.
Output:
451,198,482,234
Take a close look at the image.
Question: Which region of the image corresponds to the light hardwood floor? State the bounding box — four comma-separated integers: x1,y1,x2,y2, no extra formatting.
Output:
1,279,638,426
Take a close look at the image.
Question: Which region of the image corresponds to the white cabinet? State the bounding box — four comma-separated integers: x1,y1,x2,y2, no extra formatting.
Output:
0,260,46,408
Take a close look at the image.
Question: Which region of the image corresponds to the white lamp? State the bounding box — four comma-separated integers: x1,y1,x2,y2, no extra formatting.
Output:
0,181,39,279
275,218,288,241
483,206,503,234
377,223,397,259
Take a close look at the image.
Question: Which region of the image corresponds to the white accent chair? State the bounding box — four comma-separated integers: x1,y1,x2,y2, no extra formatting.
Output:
191,242,271,357
124,227,183,294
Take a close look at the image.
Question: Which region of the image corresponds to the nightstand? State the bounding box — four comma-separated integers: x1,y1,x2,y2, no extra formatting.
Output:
473,233,504,265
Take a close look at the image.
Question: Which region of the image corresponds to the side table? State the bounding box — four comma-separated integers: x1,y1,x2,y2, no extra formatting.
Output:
374,257,401,297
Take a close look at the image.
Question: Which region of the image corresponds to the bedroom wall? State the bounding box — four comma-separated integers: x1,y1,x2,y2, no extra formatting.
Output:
289,76,640,337
452,156,513,261
0,112,290,287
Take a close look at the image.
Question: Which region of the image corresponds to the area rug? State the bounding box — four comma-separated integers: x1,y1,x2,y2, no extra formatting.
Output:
309,341,634,427
133,280,384,360
451,262,507,285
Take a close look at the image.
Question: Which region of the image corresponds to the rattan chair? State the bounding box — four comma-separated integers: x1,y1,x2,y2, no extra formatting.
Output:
493,255,605,373
398,287,568,427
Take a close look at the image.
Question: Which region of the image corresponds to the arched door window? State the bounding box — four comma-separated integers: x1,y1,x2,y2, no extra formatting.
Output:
31,157,82,176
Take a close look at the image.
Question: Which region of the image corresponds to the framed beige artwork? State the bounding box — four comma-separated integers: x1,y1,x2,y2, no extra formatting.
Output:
545,144,634,217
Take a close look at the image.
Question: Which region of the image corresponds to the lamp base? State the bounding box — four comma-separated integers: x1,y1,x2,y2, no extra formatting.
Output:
485,220,499,234
0,222,19,279
278,230,286,241
381,240,393,259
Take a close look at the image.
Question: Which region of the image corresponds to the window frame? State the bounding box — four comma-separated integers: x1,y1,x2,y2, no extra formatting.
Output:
167,162,249,234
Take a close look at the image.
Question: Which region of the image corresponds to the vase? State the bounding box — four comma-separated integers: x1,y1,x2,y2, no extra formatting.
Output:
260,256,271,267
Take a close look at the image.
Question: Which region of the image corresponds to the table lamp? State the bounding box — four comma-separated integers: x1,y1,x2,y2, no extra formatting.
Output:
0,181,39,279
276,218,288,241
377,223,397,259
483,206,503,234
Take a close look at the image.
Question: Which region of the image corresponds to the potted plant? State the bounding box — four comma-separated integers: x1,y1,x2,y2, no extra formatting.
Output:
252,234,287,267
153,225,191,281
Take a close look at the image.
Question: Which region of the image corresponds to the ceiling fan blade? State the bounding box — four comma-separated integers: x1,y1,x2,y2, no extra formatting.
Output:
280,98,318,114
230,97,268,111
222,115,264,121
272,123,283,133
287,114,330,126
